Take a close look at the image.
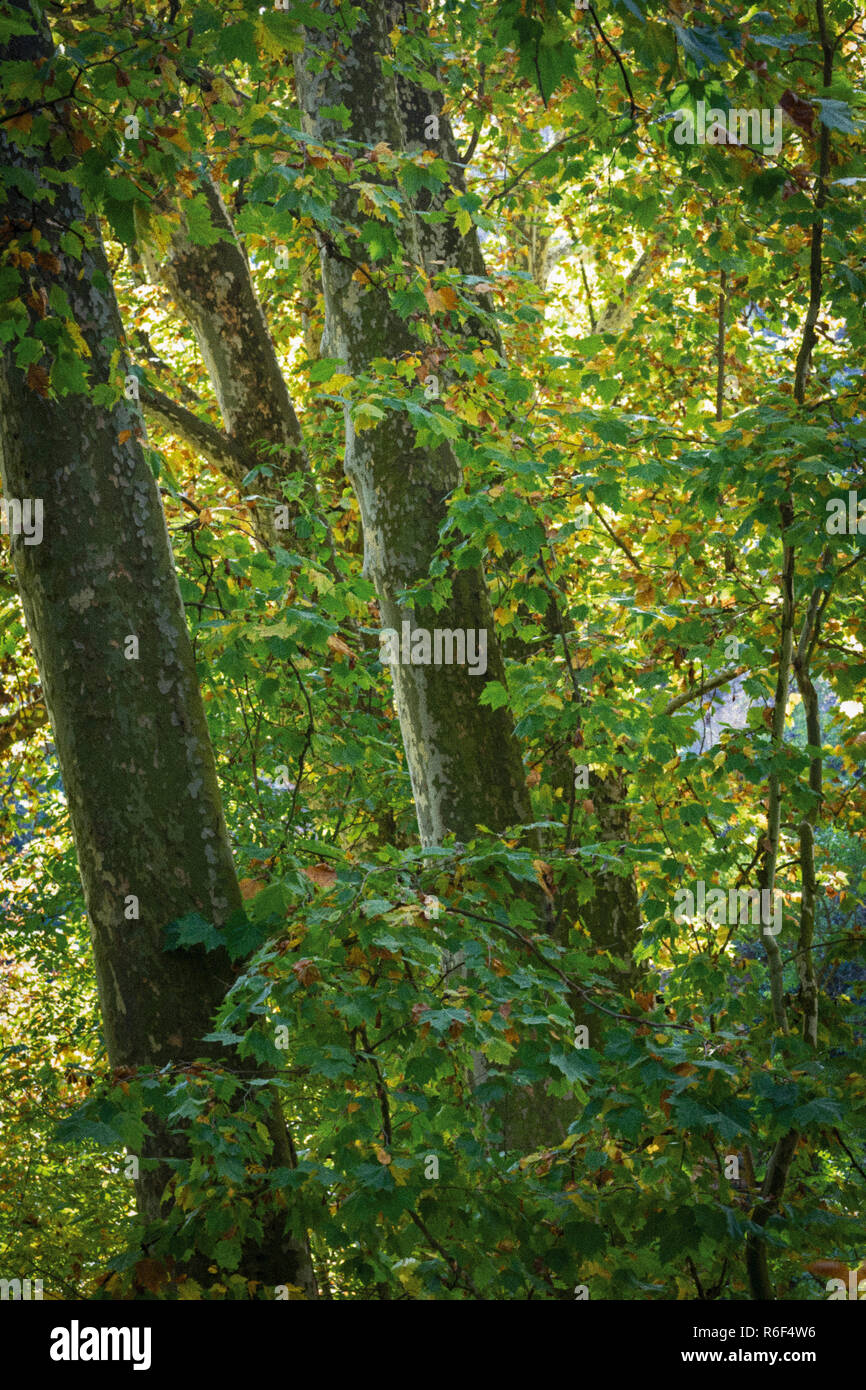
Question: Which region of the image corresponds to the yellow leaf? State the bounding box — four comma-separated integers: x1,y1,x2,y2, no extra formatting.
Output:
177,1278,204,1300
327,633,354,659
455,207,473,237
66,320,91,358
327,373,354,392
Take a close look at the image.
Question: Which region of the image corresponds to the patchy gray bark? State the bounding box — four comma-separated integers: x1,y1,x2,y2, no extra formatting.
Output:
0,32,315,1290
139,173,329,557
294,3,533,849
385,7,643,998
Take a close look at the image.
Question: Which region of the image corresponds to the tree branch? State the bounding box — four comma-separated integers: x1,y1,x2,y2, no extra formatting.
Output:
140,381,256,483
663,665,745,716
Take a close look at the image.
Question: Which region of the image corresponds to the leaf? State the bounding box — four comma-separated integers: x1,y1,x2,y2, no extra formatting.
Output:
292,957,322,986
423,284,458,314
163,912,220,952
454,206,473,236
238,877,267,901
134,1258,170,1293
184,194,228,248
327,633,353,659
26,362,50,396
51,350,88,396
814,99,863,134
309,357,346,384
550,1048,598,1083
672,23,728,67
302,863,337,891
478,681,509,710
217,20,257,65
214,1234,242,1272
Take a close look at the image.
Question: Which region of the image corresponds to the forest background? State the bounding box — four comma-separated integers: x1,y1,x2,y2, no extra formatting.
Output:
0,0,865,1302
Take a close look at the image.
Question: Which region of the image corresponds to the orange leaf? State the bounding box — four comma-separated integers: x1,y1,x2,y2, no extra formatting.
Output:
327,633,353,659
134,1258,169,1293
238,877,266,900
533,858,555,902
26,363,50,397
423,285,450,314
292,957,321,986
302,863,337,891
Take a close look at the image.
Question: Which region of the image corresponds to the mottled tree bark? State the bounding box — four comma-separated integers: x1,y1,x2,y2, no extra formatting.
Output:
139,173,332,560
0,14,315,1291
294,3,533,849
385,4,643,1001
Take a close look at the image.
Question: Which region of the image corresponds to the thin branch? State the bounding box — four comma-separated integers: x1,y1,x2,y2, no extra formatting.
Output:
663,666,745,717
715,266,727,422
588,6,638,120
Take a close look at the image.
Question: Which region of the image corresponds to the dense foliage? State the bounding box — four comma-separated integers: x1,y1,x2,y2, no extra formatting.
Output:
1,0,864,1300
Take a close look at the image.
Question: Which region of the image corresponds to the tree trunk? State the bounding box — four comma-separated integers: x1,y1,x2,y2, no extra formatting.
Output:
294,3,533,850
139,172,331,560
0,13,315,1291
385,5,644,1005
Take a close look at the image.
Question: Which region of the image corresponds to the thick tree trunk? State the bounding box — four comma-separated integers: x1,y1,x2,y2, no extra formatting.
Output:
0,19,315,1290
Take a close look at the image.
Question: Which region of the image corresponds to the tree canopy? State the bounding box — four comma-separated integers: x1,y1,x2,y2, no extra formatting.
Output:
0,0,864,1308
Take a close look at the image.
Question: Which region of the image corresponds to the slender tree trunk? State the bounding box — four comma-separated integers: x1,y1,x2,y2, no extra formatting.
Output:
0,13,315,1291
294,3,533,850
139,172,332,561
387,4,643,1001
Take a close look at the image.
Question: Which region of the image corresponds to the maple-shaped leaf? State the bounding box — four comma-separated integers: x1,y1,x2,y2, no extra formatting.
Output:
238,877,266,901
302,863,337,890
26,363,50,397
292,958,322,986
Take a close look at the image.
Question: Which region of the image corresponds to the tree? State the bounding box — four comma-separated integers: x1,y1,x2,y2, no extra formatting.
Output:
2,0,864,1307
0,0,315,1296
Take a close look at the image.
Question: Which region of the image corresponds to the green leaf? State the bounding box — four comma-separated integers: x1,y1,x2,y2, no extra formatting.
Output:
309,357,346,383
673,23,728,67
217,20,257,65
814,99,863,134
163,912,220,952
478,681,509,710
185,194,228,248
